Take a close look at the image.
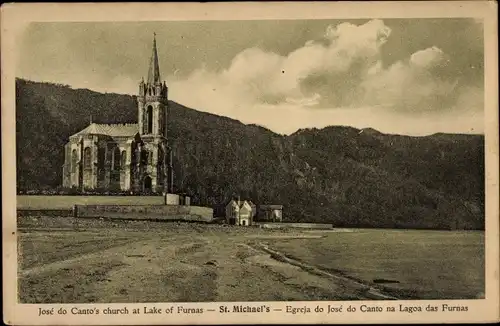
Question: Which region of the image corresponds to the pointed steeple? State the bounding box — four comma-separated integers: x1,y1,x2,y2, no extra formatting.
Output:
147,32,161,84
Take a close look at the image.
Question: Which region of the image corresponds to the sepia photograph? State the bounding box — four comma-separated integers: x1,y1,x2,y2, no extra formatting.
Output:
2,1,499,325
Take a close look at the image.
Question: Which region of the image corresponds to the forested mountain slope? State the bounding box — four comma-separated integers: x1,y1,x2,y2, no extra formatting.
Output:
16,79,485,229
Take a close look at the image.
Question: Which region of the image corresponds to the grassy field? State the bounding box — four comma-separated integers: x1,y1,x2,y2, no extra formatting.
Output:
17,216,484,303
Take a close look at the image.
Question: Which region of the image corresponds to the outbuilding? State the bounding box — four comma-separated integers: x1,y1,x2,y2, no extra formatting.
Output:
258,205,283,222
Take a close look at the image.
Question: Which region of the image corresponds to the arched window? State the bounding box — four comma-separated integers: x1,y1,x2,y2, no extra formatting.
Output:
131,143,138,165
83,147,91,168
144,175,152,192
141,150,149,165
98,147,106,169
148,150,153,165
158,147,164,165
97,147,106,181
146,105,153,134
113,147,121,170
158,147,164,181
159,113,164,135
121,150,126,167
71,149,78,173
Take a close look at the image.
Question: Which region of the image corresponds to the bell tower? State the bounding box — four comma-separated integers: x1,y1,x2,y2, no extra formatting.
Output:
138,33,168,136
136,33,172,193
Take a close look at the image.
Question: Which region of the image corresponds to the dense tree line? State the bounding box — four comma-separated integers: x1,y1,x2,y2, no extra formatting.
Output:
15,79,485,230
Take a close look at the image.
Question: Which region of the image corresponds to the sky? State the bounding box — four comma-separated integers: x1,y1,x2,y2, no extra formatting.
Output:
17,19,484,136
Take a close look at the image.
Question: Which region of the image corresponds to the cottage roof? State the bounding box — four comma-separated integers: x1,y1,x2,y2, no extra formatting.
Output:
239,200,252,209
226,199,238,208
71,123,139,138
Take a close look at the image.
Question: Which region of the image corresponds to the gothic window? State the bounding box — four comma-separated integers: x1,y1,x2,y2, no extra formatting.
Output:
98,147,106,169
159,147,165,182
158,147,164,165
159,113,163,136
131,143,138,165
121,150,127,167
144,175,152,192
83,147,92,169
148,150,153,165
142,109,147,134
71,149,78,173
146,105,153,134
113,147,121,170
141,150,149,165
97,147,106,181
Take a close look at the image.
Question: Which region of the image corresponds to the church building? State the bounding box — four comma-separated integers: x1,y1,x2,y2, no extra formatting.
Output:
62,34,173,193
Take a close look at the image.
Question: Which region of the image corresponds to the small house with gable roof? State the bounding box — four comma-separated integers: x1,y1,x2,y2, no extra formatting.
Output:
225,199,254,226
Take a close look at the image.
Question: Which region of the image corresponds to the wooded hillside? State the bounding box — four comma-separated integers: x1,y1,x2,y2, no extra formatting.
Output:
16,79,485,229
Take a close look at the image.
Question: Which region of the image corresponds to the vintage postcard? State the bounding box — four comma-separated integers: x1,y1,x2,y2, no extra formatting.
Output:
2,1,499,325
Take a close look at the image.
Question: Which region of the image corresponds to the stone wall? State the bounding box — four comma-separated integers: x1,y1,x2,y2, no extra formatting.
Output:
165,193,180,205
17,195,165,210
74,204,213,222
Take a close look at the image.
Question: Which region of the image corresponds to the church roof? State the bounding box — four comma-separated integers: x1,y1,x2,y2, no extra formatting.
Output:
147,33,161,84
71,123,139,138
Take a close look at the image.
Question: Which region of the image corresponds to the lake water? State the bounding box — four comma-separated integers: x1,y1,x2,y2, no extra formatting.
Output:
268,228,485,299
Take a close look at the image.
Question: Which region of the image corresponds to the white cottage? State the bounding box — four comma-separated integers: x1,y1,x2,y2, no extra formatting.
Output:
225,199,254,226
225,199,239,225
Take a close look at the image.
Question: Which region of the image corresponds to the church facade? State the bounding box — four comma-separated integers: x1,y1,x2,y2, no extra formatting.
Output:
62,34,173,193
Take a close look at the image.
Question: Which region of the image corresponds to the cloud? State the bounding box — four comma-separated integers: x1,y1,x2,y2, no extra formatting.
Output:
168,19,482,135
409,46,445,67
170,19,393,109
360,46,461,112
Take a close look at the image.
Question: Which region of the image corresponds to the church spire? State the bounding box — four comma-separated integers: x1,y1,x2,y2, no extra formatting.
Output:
147,32,161,84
